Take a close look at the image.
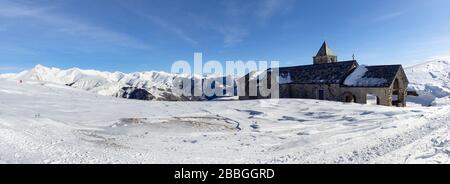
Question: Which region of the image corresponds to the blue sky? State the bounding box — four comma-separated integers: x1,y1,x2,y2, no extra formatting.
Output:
0,0,450,73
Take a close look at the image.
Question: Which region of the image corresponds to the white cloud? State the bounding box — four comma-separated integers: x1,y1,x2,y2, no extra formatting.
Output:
257,0,293,20
0,66,17,71
373,11,406,22
141,15,198,45
215,0,293,46
422,37,450,46
0,1,53,18
0,1,151,50
219,26,248,47
114,1,198,45
0,44,39,55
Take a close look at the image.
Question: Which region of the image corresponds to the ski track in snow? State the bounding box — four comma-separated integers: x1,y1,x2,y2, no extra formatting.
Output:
0,78,449,164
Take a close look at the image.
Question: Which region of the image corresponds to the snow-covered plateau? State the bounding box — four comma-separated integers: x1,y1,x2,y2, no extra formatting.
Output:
0,59,449,164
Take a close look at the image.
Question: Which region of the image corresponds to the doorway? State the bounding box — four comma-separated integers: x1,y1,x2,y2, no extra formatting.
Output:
343,92,356,103
367,94,380,105
392,79,400,106
318,90,324,100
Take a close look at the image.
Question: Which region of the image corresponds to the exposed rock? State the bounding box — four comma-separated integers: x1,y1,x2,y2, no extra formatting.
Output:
116,87,155,101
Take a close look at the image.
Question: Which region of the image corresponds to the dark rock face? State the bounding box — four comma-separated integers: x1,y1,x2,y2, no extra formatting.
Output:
112,76,237,101
115,86,207,101
118,87,155,101
159,91,205,101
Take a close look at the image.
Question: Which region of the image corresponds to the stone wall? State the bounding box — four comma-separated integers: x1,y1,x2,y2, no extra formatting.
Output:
279,83,398,106
313,55,338,64
239,69,409,107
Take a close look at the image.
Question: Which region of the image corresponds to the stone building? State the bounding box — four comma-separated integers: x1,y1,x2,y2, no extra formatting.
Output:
238,42,410,107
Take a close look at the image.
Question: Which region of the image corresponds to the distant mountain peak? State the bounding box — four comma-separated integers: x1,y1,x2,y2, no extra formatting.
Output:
2,65,234,101
34,64,45,68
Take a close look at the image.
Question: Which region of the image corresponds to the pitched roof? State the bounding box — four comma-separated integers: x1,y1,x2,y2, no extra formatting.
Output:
316,41,336,56
343,65,404,87
277,60,358,84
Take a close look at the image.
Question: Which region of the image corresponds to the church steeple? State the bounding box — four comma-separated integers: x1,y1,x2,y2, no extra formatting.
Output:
313,41,338,64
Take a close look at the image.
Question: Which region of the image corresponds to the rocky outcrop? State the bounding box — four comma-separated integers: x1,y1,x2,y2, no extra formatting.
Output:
116,87,155,101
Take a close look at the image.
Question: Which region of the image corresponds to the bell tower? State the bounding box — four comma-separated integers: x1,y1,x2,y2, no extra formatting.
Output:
313,41,338,64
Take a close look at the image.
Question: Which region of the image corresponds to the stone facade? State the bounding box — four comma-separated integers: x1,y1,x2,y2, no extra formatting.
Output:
238,42,410,107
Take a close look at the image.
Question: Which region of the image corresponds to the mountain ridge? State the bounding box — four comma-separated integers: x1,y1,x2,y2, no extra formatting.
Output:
1,64,234,101
1,59,449,104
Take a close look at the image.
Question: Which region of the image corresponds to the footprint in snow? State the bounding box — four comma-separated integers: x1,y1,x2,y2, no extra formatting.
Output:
236,109,264,116
183,140,198,144
278,116,309,122
381,126,397,129
250,122,259,129
297,132,310,136
360,111,375,115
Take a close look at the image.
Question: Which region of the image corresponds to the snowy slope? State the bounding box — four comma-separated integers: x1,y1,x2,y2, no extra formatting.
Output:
0,78,449,164
405,60,450,106
0,65,234,101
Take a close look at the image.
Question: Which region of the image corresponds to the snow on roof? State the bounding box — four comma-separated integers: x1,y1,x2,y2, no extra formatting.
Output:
249,70,268,80
344,65,389,87
277,73,292,84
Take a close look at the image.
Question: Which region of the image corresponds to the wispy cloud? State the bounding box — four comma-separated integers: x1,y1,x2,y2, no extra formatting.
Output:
0,1,53,18
256,0,293,20
215,1,248,46
0,1,151,50
0,65,23,73
422,36,450,46
0,65,24,74
373,11,407,22
215,0,293,46
0,66,17,70
0,44,40,56
114,1,198,45
139,15,198,45
219,26,248,47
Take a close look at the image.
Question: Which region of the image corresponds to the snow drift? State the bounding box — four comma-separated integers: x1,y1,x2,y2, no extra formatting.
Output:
405,60,450,106
0,77,449,164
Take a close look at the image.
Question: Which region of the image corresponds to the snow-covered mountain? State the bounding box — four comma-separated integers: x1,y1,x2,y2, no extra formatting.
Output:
1,59,448,104
0,65,235,101
405,60,450,106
